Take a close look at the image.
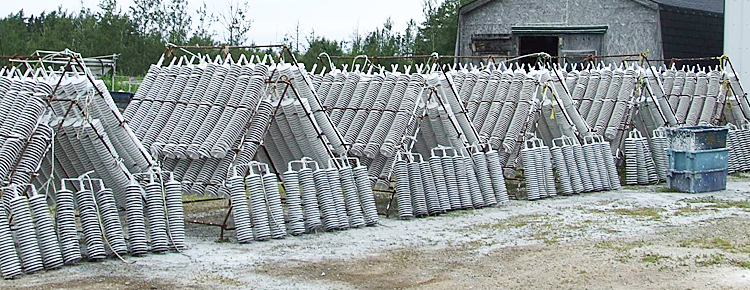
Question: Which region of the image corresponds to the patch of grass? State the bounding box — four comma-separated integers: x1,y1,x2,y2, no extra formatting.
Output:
563,220,595,230
658,265,674,271
615,252,634,263
695,253,725,267
594,240,618,250
595,199,616,206
594,240,647,253
613,207,664,220
728,172,750,180
678,237,750,253
529,228,559,245
656,187,682,193
192,274,243,286
710,238,734,249
460,238,493,250
466,214,544,231
587,207,664,220
674,205,712,216
641,253,670,263
730,259,750,269
683,196,750,209
444,210,477,217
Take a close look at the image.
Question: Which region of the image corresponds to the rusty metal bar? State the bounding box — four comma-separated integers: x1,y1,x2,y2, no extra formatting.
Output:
182,197,225,204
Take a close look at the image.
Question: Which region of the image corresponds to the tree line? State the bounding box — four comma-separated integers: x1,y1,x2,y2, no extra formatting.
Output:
0,0,471,76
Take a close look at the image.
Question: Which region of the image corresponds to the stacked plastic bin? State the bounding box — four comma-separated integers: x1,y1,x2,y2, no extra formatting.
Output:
665,126,729,193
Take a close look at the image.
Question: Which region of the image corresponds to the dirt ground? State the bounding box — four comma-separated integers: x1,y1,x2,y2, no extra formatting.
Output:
3,174,750,290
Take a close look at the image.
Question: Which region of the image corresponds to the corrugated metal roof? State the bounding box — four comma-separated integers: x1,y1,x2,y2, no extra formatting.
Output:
651,0,724,14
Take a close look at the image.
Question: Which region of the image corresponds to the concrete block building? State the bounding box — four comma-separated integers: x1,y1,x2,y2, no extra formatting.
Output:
455,0,724,65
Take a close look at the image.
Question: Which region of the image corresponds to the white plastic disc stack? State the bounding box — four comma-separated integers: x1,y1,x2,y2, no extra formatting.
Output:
74,187,107,260
55,188,81,265
539,143,556,197
407,157,428,217
228,173,253,243
520,140,540,201
28,192,63,270
624,130,639,185
165,176,186,249
650,128,669,181
550,138,573,195
486,149,509,203
124,181,149,255
471,148,497,206
144,177,169,253
282,169,306,235
393,157,413,219
94,186,128,255
338,164,366,227
10,195,43,273
560,137,584,194
262,173,287,239
313,168,338,231
0,209,22,279
324,167,349,229
298,166,323,231
463,154,486,208
352,161,379,225
582,136,604,191
439,149,461,209
247,171,271,240
429,153,452,211
599,137,621,190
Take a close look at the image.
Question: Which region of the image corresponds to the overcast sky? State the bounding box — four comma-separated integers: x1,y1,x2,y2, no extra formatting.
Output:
1,0,429,47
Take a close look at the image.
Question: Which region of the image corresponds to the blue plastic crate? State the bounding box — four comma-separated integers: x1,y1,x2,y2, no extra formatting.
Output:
667,148,729,172
665,126,728,151
667,168,727,193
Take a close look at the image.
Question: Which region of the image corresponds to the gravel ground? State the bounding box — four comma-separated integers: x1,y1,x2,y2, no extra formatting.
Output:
3,175,750,289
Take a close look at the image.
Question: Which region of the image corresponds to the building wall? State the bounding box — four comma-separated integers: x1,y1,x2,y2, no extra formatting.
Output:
724,0,749,86
660,5,724,68
457,0,664,63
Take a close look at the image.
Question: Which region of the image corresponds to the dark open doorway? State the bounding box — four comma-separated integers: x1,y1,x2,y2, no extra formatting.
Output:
518,36,558,67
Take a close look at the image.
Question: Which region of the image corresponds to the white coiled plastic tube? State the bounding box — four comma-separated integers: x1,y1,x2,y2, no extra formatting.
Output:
393,157,413,219
339,164,366,226
312,168,338,231
406,157,428,217
605,68,637,140
74,185,107,260
144,177,169,252
418,157,442,214
550,138,573,195
229,172,254,243
520,140,540,200
11,194,44,273
685,71,708,126
165,176,186,249
674,70,697,123
55,188,83,263
586,68,613,126
428,153,452,211
247,171,271,240
94,185,128,255
298,166,323,231
282,168,306,235
262,173,287,239
0,209,22,279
